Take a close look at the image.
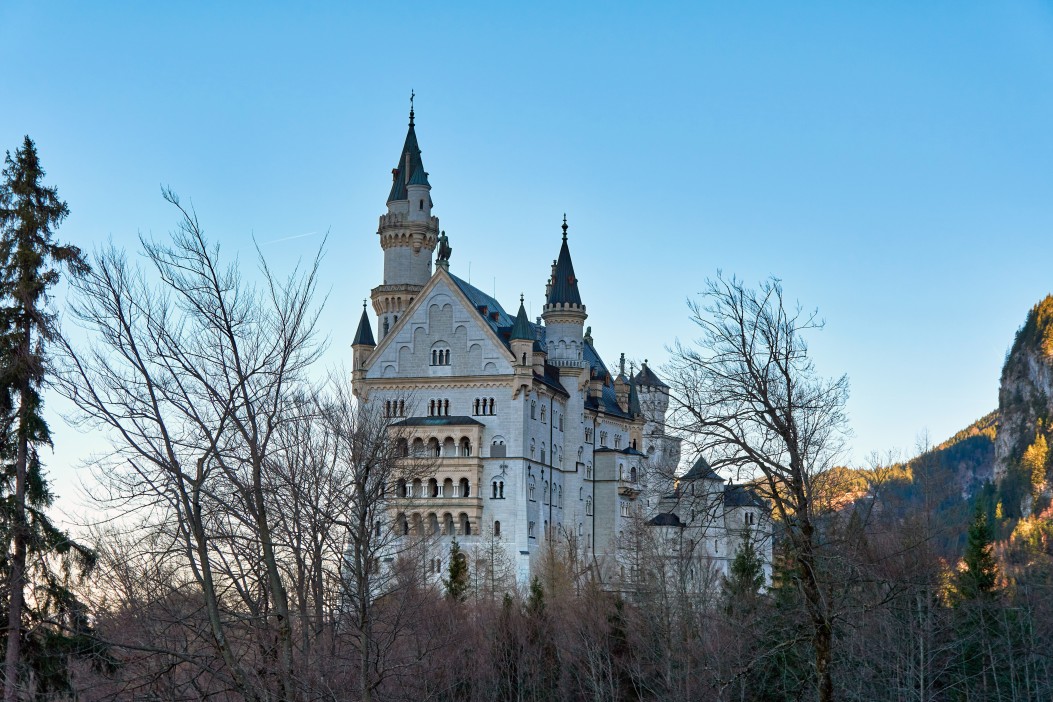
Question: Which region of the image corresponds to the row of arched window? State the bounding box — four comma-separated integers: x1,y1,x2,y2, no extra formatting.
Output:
384,399,406,418
473,398,496,416
395,511,474,537
396,477,472,498
428,399,450,417
396,437,472,457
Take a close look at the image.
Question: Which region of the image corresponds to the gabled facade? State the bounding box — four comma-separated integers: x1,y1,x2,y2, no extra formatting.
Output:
352,107,767,588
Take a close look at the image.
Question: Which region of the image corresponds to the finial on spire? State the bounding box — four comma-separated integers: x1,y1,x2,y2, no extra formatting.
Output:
409,90,415,126
520,293,525,304
363,299,368,310
562,213,568,242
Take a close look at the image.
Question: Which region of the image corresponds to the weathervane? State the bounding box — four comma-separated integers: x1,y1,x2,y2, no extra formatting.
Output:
409,90,415,126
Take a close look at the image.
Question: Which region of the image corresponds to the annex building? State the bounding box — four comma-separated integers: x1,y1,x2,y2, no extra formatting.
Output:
350,106,770,588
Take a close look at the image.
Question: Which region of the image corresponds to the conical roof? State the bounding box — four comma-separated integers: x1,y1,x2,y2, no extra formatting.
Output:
633,361,669,389
387,111,429,202
546,216,582,306
683,455,722,482
352,303,375,346
510,296,534,341
628,375,642,416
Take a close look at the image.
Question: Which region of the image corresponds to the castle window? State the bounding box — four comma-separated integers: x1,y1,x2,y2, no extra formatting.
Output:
621,501,630,517
584,428,593,443
428,438,440,456
430,345,451,366
460,513,471,535
474,398,480,415
531,401,536,419
459,478,470,497
745,512,755,526
614,435,621,449
499,481,504,498
429,478,438,497
443,478,453,497
528,521,535,539
443,512,454,535
529,476,536,501
397,479,408,498
585,497,593,516
397,439,409,457
488,398,495,415
490,438,506,458
578,446,584,462
419,199,424,210
599,431,608,447
630,466,637,483
460,437,471,456
578,523,583,536
586,463,593,480
558,486,563,508
412,478,422,497
543,481,549,504
540,405,547,423
579,487,583,501
397,512,408,536
492,481,498,499
559,414,564,431
540,443,546,464
494,520,501,538
530,439,535,459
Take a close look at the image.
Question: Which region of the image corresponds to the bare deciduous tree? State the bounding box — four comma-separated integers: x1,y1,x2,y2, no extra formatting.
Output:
667,274,849,702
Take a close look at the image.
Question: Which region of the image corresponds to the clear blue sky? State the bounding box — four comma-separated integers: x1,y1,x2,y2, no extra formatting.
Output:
2,2,1052,515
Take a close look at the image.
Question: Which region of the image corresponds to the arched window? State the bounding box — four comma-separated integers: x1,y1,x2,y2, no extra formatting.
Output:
443,512,454,535
528,521,535,538
492,481,498,499
745,512,755,526
531,401,536,419
399,399,405,416
385,400,391,417
419,199,424,210
412,438,424,456
558,486,563,508
397,479,407,498
428,513,439,535
459,477,470,497
473,398,480,415
630,466,638,483
488,398,495,415
528,476,536,501
430,344,451,366
428,438,440,457
586,463,593,480
443,437,456,457
530,439,536,459
540,405,546,423
444,399,449,416
585,497,593,516
491,437,506,458
494,520,501,538
459,512,471,536
397,438,408,457
543,481,549,504
429,478,438,497
540,443,546,464
579,487,583,501
460,437,471,456
443,478,453,497
412,478,422,497
559,414,564,431
578,446,584,461
397,512,408,536
499,481,504,498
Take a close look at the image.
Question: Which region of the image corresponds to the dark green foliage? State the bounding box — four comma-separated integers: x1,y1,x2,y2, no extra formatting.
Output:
957,502,1000,602
0,136,98,695
723,527,765,612
443,538,469,602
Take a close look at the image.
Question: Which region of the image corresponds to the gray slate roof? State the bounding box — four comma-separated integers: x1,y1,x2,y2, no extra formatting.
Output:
510,299,533,341
387,122,429,202
633,362,669,390
683,455,723,482
723,484,767,509
352,305,375,346
546,230,582,306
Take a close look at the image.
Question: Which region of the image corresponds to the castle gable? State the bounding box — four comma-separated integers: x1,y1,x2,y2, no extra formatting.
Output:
366,272,515,380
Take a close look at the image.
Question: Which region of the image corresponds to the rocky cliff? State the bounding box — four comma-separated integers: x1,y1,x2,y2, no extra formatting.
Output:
994,295,1053,513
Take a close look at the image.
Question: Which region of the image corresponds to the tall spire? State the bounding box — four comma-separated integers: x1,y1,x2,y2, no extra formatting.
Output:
546,215,582,306
352,300,375,347
387,94,429,203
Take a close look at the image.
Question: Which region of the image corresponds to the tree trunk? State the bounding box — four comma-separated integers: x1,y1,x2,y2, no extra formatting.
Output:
3,334,30,702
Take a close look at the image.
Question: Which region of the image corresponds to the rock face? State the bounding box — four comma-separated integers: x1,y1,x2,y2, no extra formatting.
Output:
994,296,1053,483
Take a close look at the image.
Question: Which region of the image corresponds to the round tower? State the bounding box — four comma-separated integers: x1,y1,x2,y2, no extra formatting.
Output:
371,101,439,339
541,216,587,369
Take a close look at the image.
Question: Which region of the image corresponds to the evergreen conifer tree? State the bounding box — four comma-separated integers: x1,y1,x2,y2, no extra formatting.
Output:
443,538,469,602
0,137,95,699
957,501,999,601
722,526,766,608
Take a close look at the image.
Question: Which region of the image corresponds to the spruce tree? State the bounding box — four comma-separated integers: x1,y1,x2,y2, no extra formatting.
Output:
443,538,469,602
957,501,999,601
723,526,766,604
0,136,95,699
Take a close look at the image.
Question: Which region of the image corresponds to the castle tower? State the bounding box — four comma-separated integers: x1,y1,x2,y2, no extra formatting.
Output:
371,99,439,339
351,300,376,391
541,216,587,370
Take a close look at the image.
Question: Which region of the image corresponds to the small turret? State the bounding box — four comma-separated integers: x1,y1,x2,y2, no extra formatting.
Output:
352,300,376,389
510,295,534,371
614,353,630,411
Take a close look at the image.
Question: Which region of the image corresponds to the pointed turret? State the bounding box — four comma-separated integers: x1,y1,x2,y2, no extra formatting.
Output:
373,97,440,339
546,215,582,305
541,216,587,370
628,373,642,417
352,302,376,347
510,295,534,371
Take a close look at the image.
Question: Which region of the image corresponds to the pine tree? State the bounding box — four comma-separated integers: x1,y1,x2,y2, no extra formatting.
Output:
443,538,469,602
956,501,1000,601
0,136,95,699
722,526,766,608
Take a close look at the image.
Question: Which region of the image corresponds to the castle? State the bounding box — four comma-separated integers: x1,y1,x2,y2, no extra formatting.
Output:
350,105,770,588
